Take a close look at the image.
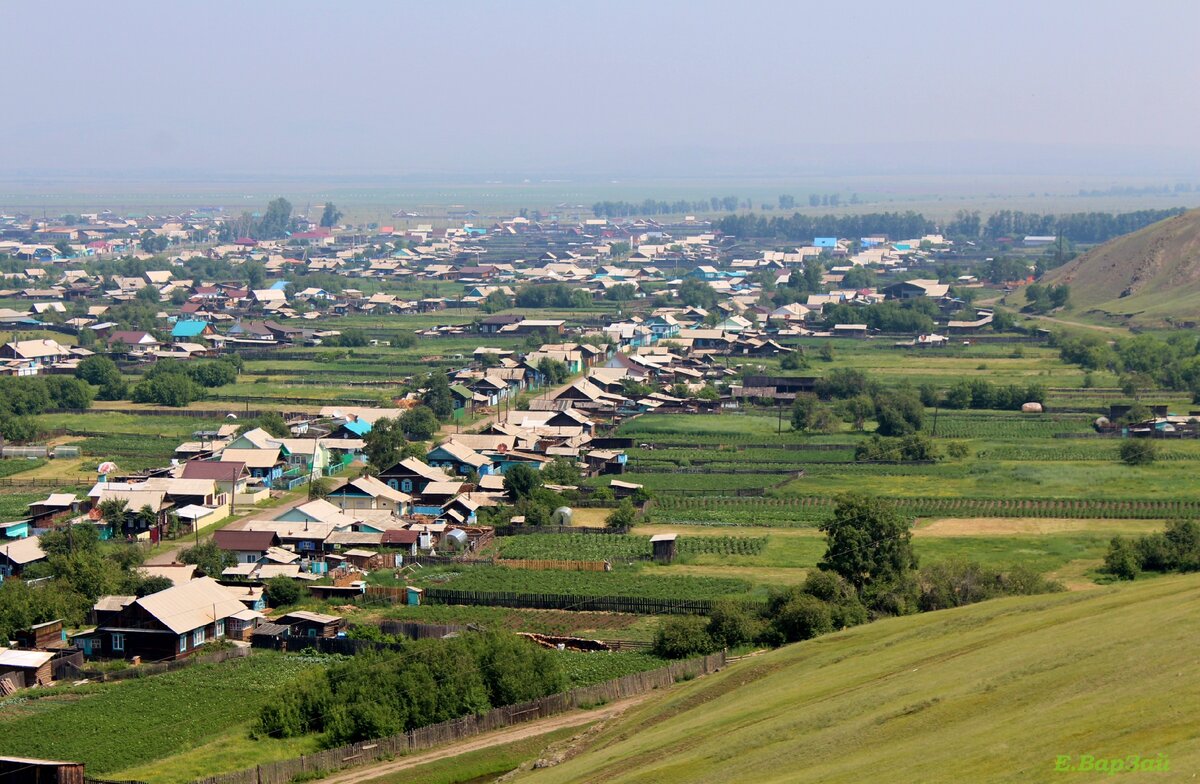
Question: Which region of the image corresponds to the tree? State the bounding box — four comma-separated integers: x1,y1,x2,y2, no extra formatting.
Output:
180,540,235,577
136,575,174,597
1103,536,1141,580
770,593,833,643
95,500,130,540
264,575,301,607
256,197,294,239
541,458,581,486
652,615,716,659
76,355,127,400
780,351,808,371
536,358,569,385
131,374,204,407
243,411,290,439
308,477,332,500
818,494,918,597
319,202,343,228
678,278,718,309
422,372,455,420
364,417,407,469
503,464,542,501
815,368,871,400
1119,439,1157,466
480,289,511,313
706,600,762,648
399,406,439,441
605,498,639,529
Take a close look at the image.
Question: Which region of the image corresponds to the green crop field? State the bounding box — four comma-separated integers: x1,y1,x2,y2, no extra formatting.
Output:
557,651,667,688
518,574,1200,784
416,566,753,601
0,653,318,776
497,534,769,561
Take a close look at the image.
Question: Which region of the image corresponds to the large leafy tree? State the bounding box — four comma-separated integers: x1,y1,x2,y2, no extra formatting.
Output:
364,417,407,469
818,494,917,595
319,202,343,228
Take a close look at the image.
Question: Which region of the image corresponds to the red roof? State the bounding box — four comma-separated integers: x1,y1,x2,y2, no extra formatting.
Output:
213,529,277,552
181,460,247,481
381,529,420,545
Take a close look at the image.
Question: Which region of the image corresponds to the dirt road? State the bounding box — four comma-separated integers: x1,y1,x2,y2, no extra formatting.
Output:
316,693,654,784
145,488,314,565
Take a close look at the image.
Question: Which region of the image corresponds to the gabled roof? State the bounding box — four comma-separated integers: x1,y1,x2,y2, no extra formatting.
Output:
181,460,248,482
213,529,277,552
134,576,248,635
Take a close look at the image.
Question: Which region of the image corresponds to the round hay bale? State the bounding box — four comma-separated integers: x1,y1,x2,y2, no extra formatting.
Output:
1021,402,1044,413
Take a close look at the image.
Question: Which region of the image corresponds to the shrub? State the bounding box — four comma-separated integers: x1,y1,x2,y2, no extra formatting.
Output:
653,615,717,659
770,594,833,643
706,600,762,648
1120,439,1157,466
264,576,302,607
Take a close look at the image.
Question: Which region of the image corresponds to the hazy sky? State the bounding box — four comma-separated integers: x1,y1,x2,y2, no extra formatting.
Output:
3,0,1198,178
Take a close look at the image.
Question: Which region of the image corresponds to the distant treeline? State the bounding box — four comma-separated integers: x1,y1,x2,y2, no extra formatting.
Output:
593,197,742,218
714,211,934,242
712,208,1185,245
949,208,1186,243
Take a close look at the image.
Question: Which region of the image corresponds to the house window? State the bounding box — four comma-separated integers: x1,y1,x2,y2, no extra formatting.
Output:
193,628,206,647
387,479,399,490
215,620,225,638
179,634,187,653
111,633,125,652
401,479,413,493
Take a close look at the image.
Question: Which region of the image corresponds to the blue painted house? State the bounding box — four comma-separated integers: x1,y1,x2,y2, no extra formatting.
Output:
426,441,494,477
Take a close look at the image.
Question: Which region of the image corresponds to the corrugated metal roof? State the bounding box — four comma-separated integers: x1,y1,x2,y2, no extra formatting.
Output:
135,576,247,635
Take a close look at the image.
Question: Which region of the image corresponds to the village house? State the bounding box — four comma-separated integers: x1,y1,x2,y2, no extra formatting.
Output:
90,577,247,661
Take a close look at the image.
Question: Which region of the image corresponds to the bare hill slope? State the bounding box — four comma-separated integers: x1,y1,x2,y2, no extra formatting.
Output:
1042,208,1200,325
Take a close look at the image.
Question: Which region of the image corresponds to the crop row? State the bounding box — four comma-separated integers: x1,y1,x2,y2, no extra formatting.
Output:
422,566,751,600
0,653,317,774
497,534,767,561
977,444,1200,462
925,413,1096,440
654,494,1200,523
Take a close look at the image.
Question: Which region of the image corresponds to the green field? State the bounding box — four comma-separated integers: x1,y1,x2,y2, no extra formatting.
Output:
518,574,1200,784
415,566,753,601
0,653,318,776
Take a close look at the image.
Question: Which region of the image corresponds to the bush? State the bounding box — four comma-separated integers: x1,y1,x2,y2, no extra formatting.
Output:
264,576,302,607
706,600,762,648
653,615,717,659
1120,439,1157,466
770,594,833,643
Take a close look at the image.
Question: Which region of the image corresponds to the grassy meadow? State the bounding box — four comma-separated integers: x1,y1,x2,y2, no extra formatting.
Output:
518,574,1200,784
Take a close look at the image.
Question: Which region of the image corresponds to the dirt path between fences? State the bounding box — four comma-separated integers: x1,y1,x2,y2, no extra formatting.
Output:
318,692,656,784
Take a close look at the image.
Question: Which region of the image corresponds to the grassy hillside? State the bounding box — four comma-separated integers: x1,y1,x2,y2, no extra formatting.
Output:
1041,208,1200,325
519,575,1200,783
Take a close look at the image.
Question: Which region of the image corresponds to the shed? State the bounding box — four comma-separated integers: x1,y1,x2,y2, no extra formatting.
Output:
406,586,424,606
274,610,345,638
0,756,85,784
649,533,678,563
0,649,55,686
14,619,65,650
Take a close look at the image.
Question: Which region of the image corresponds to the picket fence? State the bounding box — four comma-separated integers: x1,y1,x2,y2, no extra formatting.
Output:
189,651,726,784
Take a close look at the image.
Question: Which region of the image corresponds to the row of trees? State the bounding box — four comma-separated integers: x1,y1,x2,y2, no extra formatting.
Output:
591,196,740,218
654,494,1063,657
1104,519,1200,579
255,632,566,746
715,211,934,242
1058,332,1200,399
946,208,1185,243
0,375,95,443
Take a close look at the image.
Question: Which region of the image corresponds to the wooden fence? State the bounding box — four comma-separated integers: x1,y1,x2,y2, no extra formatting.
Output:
423,588,716,615
498,558,611,572
361,585,720,615
493,524,629,537
189,651,726,784
80,646,251,682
